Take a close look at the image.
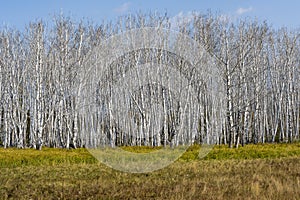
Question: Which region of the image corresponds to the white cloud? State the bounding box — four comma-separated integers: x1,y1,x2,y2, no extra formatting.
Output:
114,2,131,14
218,14,232,23
236,7,253,15
170,11,198,29
170,8,254,30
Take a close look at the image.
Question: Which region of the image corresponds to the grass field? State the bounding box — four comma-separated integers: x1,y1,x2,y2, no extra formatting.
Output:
0,143,300,199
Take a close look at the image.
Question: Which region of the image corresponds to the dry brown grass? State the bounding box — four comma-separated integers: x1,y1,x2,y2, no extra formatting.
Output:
0,144,300,199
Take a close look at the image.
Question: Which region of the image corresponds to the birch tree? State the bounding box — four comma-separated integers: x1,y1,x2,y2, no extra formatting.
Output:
0,12,299,149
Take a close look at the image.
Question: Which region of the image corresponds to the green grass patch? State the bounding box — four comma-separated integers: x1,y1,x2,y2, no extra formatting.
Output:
120,145,163,153
0,147,97,168
203,142,300,160
171,142,300,161
0,142,299,168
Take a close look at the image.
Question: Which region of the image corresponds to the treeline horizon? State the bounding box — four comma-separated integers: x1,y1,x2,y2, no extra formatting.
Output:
0,12,299,149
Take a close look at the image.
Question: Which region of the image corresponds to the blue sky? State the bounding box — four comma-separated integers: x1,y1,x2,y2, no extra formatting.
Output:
0,0,299,30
